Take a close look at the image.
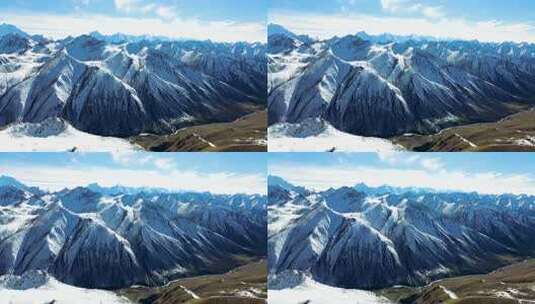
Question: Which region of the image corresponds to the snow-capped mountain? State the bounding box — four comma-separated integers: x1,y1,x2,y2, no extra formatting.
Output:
0,24,266,137
0,176,266,290
86,183,172,196
267,24,314,45
88,31,178,44
268,24,535,138
268,177,535,290
0,23,29,38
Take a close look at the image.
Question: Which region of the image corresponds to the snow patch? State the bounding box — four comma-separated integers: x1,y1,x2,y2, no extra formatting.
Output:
0,271,132,304
269,274,391,304
269,119,402,152
439,285,458,299
0,118,138,152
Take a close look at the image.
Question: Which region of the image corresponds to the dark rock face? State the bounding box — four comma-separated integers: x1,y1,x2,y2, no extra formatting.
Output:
268,179,535,289
268,25,535,137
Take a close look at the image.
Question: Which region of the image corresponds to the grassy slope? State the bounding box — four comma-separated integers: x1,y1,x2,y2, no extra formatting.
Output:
132,111,267,152
378,259,535,303
117,260,267,304
393,109,535,152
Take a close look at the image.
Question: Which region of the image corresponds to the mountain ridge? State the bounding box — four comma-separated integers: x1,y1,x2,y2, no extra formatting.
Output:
268,24,535,139
268,176,535,290
0,176,267,290
0,23,266,138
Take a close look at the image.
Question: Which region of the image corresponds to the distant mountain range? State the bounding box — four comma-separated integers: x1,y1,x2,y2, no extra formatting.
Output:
0,23,266,138
268,176,535,290
0,176,266,290
268,24,535,138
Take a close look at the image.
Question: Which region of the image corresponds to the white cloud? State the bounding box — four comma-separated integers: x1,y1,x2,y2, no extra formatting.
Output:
380,0,408,12
270,11,535,43
110,150,176,171
377,151,444,172
270,163,535,195
114,0,177,21
380,0,444,19
420,158,444,171
421,6,444,19
0,164,266,195
2,12,265,42
153,158,176,170
114,0,141,11
73,0,91,6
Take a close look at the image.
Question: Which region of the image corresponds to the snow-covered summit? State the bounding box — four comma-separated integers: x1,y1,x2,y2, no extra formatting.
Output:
0,23,29,38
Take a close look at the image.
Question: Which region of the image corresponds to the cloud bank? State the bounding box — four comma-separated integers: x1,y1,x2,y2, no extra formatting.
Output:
270,11,535,43
2,12,265,42
270,153,535,195
0,153,266,195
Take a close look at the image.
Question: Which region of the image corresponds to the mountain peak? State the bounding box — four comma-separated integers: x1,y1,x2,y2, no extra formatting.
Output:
267,23,314,44
0,175,27,189
267,24,293,36
0,23,29,38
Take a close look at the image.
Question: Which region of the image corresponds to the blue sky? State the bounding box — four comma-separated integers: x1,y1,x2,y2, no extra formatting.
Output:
270,0,535,42
269,152,535,195
0,0,267,41
0,152,267,194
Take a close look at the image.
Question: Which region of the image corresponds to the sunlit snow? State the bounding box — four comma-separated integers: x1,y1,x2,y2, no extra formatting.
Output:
0,271,132,304
268,119,402,152
0,118,138,152
269,276,392,304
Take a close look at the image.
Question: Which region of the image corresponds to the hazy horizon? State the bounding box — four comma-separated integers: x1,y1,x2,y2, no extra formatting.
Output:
269,152,535,195
0,153,267,195
0,0,267,42
269,0,535,44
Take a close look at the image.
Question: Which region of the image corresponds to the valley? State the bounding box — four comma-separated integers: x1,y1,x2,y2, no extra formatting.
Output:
378,259,535,303
394,109,535,152
118,260,267,304
133,110,267,152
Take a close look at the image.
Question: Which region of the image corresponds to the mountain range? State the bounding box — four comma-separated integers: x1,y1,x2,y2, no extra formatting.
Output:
268,176,535,290
0,23,266,138
0,175,266,290
268,24,535,139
